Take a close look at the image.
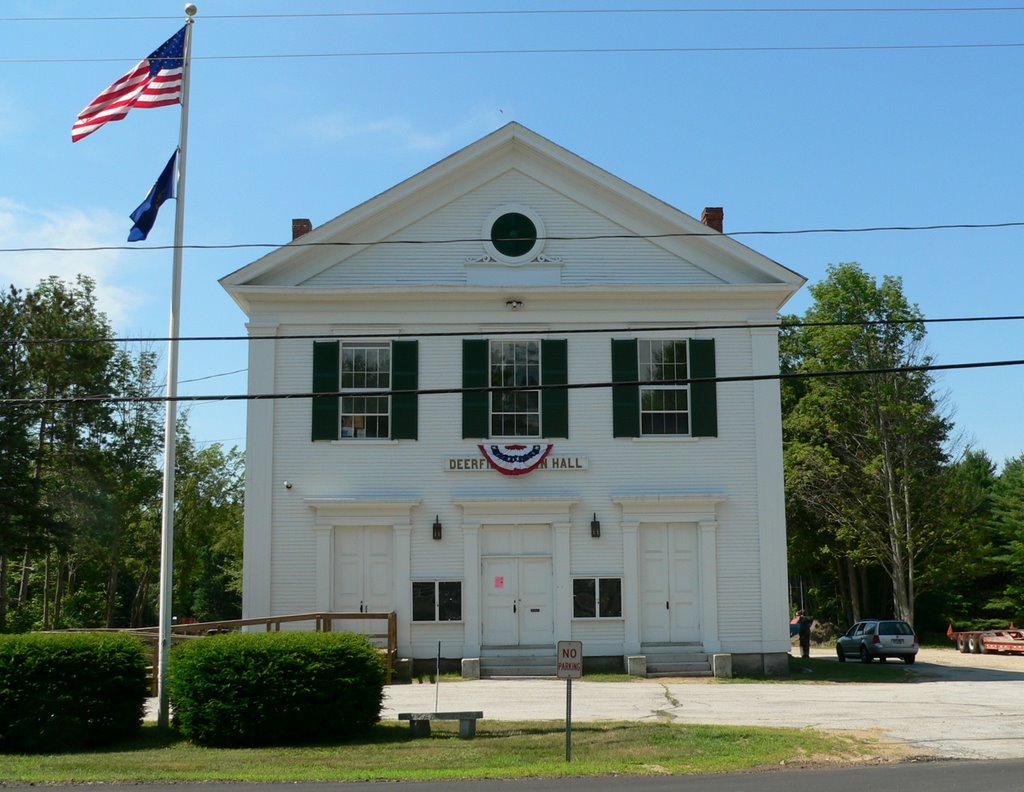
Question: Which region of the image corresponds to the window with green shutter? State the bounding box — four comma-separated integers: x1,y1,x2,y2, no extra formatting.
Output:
462,338,568,439
311,340,418,441
611,338,717,438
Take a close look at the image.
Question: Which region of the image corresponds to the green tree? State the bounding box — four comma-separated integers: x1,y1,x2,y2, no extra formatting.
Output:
172,416,244,622
782,263,952,625
97,349,163,626
987,455,1024,622
0,287,43,631
18,276,116,628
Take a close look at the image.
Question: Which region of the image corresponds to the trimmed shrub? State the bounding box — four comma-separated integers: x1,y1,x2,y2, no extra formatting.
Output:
0,632,149,753
168,631,386,747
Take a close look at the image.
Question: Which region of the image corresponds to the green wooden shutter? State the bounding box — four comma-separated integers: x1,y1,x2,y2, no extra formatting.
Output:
311,340,339,441
611,339,640,438
689,338,718,438
391,340,418,440
541,339,568,438
462,339,489,438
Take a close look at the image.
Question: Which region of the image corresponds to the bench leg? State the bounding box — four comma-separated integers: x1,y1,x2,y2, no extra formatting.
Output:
459,719,477,739
409,719,431,738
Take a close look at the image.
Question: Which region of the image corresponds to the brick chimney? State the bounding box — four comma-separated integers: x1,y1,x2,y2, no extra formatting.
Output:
292,218,313,240
700,207,724,233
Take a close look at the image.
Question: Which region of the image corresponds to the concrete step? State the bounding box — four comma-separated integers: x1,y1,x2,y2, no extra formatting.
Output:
479,651,557,678
644,652,713,678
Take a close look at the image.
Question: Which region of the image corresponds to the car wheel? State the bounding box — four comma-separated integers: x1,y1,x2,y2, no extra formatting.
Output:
836,645,846,663
859,645,872,664
957,634,969,653
903,655,916,665
968,635,982,654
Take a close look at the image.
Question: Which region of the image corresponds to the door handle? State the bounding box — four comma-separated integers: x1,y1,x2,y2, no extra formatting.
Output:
666,601,669,610
513,601,517,613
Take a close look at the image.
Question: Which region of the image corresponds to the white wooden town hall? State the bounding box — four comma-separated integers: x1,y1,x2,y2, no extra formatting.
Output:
220,123,805,676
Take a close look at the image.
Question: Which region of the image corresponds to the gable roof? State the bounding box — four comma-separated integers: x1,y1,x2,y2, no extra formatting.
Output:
220,122,805,308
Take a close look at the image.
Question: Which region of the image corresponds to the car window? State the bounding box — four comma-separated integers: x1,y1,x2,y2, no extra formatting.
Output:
864,623,877,635
850,623,864,637
880,621,914,635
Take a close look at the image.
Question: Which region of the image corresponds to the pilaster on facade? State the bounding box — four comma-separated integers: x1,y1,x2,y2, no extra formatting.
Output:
698,520,721,653
461,522,481,656
394,524,413,656
750,327,791,651
241,323,279,619
621,521,641,654
553,521,573,642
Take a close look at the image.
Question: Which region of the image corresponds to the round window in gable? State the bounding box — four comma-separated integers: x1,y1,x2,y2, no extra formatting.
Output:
483,205,546,265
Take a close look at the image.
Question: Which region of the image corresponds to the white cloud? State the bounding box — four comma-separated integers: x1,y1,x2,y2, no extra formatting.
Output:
0,197,146,325
299,106,508,152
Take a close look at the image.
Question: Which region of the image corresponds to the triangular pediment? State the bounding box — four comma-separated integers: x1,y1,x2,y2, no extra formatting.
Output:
221,123,804,309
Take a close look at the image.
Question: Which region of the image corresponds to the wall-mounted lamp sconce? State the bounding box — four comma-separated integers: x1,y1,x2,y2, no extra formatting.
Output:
505,299,524,311
590,513,601,538
283,480,293,490
432,515,443,540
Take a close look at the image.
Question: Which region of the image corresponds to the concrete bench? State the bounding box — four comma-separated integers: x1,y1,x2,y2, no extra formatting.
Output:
397,711,484,739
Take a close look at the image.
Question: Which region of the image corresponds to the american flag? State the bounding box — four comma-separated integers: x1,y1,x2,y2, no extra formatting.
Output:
71,25,186,143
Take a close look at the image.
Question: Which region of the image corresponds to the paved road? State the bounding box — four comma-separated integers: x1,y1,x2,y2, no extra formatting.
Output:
380,647,1024,760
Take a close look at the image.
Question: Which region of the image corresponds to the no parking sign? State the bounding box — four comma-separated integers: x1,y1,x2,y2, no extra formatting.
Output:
557,640,583,761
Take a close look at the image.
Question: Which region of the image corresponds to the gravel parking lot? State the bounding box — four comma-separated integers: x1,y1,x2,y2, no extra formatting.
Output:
381,646,1024,760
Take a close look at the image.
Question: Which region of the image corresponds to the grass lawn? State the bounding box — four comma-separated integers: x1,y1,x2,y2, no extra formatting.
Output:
778,655,919,683
1,720,880,783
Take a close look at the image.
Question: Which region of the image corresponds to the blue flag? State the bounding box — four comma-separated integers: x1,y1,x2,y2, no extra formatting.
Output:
128,149,177,242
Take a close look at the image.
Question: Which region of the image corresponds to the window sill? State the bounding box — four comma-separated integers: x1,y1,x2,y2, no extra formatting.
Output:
331,439,399,446
411,620,465,625
571,617,625,622
632,436,698,443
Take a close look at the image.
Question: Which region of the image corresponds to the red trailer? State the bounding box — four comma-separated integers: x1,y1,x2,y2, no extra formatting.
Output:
947,623,1024,654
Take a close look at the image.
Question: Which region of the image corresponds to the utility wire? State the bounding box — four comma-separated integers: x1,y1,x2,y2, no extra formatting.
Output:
6,7,1024,22
7,41,1024,64
1,357,1020,407
4,314,1024,347
3,221,1024,255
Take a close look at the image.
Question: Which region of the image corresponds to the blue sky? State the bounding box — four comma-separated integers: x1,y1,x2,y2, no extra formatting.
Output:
2,1,1022,467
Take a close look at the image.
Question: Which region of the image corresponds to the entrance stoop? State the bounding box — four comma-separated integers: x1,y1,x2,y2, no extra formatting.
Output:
641,645,713,677
479,647,556,678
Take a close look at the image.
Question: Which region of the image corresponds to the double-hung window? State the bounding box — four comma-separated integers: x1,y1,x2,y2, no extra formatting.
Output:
612,338,717,438
311,339,418,441
639,339,689,435
341,343,390,438
462,338,568,439
490,340,540,437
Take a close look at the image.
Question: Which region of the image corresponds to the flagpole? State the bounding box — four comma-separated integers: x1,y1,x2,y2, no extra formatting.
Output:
156,3,196,729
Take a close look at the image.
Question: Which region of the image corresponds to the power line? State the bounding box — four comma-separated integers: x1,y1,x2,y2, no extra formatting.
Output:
1,357,1020,408
7,41,1024,65
5,314,1024,348
178,368,247,384
6,7,1024,22
3,221,1024,255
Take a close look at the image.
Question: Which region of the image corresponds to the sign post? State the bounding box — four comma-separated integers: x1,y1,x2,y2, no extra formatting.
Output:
556,640,583,762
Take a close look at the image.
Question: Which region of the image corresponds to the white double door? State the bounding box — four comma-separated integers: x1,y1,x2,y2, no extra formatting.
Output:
333,526,394,615
481,525,554,647
640,522,701,644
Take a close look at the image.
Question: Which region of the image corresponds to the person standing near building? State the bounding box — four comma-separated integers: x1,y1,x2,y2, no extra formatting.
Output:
796,610,813,658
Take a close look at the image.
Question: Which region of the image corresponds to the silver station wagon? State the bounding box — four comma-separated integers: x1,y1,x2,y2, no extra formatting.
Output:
836,619,919,664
